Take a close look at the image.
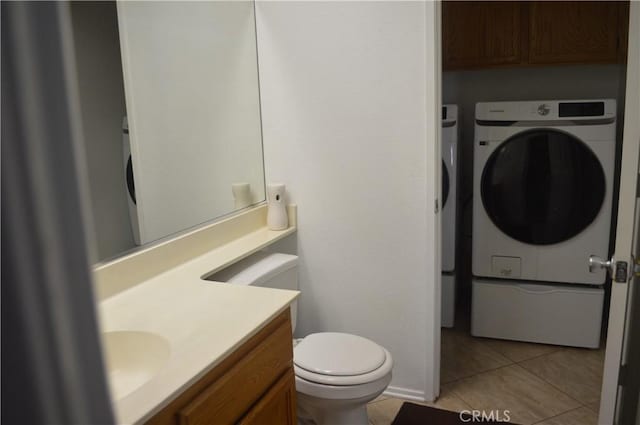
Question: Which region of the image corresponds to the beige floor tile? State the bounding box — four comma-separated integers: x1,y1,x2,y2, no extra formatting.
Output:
367,397,403,425
534,406,598,425
519,347,604,407
586,401,601,414
479,337,560,363
447,364,581,425
371,394,389,403
422,384,472,413
367,389,471,424
441,329,512,383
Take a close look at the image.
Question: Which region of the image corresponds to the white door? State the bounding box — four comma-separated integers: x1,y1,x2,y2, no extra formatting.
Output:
598,3,640,424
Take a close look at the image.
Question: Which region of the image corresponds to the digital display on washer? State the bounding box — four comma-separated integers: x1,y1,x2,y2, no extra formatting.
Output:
558,102,605,117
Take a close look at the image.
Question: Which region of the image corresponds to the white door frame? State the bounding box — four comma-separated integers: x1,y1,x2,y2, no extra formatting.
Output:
599,3,640,424
429,0,443,401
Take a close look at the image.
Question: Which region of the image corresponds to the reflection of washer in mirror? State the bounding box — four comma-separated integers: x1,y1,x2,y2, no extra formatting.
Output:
122,117,141,245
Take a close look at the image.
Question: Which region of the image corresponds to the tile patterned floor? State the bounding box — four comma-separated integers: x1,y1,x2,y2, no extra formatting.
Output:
367,325,605,425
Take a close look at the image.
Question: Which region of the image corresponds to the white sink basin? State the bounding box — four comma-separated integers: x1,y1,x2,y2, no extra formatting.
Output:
102,331,171,400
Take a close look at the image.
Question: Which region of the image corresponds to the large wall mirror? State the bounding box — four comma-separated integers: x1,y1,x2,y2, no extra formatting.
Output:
70,1,265,263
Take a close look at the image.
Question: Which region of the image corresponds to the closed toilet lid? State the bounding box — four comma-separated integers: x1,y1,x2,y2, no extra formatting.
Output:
294,332,386,376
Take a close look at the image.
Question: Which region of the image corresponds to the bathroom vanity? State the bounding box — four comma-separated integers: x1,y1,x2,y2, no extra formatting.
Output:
95,205,299,424
147,310,296,425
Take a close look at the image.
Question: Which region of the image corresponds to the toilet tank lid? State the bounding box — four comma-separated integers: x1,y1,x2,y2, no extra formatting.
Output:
213,251,298,286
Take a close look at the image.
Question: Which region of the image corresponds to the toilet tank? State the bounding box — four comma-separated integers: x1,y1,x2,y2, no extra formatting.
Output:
206,252,299,332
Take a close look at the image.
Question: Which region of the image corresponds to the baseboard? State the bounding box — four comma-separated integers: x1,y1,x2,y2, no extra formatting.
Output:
383,386,428,403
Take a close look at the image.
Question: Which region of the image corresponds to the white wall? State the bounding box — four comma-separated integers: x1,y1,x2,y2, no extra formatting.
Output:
70,2,135,262
257,1,441,400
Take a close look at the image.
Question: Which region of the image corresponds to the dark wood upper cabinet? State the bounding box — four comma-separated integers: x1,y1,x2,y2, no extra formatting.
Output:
442,1,629,70
618,0,630,63
529,1,621,64
443,2,525,69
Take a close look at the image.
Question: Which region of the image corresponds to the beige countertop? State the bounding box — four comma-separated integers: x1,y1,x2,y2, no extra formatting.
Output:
96,207,299,424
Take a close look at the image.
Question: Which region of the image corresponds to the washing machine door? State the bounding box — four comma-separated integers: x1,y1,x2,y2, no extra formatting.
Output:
442,159,450,208
481,129,606,245
126,156,136,205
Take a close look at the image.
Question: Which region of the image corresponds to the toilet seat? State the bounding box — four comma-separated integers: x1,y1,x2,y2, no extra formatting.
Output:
294,333,393,386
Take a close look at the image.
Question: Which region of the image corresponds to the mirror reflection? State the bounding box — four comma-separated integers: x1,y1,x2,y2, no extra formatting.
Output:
70,1,265,263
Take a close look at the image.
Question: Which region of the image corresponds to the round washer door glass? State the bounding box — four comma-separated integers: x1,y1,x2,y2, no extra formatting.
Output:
481,129,605,245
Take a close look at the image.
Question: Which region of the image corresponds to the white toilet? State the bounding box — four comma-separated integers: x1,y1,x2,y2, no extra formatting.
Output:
209,252,393,425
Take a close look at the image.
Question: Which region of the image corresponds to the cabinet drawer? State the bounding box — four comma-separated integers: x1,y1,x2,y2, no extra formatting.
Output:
178,317,293,425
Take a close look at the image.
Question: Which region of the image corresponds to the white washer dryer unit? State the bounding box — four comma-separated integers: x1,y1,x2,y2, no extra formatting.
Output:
441,104,459,328
472,278,604,348
442,104,458,273
472,99,616,286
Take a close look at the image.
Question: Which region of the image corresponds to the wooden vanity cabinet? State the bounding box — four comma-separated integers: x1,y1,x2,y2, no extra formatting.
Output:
146,310,296,425
237,370,297,425
442,1,629,70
